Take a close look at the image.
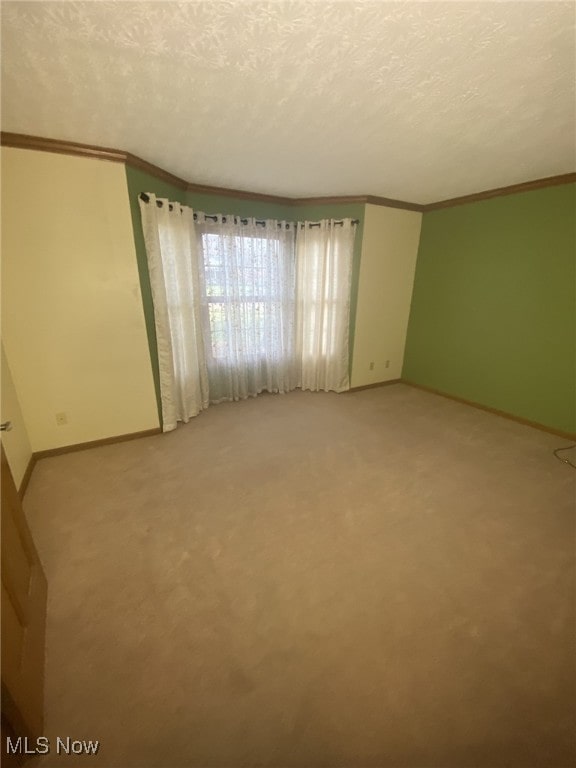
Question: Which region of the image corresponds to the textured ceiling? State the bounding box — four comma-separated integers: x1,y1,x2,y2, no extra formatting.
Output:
1,1,574,203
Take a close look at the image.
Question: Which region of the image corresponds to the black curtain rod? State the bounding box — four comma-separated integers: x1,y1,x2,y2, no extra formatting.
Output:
196,214,285,228
139,193,358,226
302,221,359,227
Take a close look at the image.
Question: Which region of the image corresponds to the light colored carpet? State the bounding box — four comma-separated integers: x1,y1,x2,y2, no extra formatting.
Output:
24,384,575,768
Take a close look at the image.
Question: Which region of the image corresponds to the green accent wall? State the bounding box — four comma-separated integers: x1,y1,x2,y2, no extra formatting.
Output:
403,183,576,434
125,165,365,422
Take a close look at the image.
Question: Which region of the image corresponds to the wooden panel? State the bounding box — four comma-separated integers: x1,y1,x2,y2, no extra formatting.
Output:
2,511,33,623
1,585,24,674
1,446,47,742
17,456,36,502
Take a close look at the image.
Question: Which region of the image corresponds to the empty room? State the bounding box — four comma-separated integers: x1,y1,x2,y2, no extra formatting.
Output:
1,2,574,767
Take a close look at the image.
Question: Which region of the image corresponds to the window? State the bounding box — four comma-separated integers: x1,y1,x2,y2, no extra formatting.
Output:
198,229,295,364
139,193,357,429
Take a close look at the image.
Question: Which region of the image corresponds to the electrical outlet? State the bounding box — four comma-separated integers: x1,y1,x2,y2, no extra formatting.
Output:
385,360,390,368
369,361,375,371
55,412,67,426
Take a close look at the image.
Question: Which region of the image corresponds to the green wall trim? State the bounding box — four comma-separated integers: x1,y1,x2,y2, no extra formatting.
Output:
403,183,576,434
125,166,366,416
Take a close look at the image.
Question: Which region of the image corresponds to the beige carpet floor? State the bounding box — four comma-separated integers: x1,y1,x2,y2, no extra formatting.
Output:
24,384,575,768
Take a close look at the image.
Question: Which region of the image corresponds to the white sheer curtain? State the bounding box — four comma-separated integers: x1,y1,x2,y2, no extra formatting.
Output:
139,196,357,428
194,213,298,402
139,194,208,431
295,219,356,392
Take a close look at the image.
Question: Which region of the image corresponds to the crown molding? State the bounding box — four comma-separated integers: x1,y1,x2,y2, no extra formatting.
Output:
186,180,293,205
124,151,189,191
425,172,576,211
290,194,368,206
290,194,424,212
365,194,424,212
1,132,193,191
2,132,574,212
1,131,128,164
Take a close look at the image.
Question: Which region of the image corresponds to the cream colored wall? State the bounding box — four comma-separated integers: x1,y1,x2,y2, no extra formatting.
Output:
1,148,159,452
351,203,422,387
1,344,33,488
